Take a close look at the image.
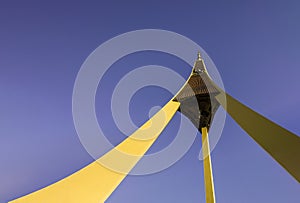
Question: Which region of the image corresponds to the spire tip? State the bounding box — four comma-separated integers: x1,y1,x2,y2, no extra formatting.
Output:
197,51,201,60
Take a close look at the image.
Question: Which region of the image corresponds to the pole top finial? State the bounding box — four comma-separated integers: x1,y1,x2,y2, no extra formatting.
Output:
197,51,201,60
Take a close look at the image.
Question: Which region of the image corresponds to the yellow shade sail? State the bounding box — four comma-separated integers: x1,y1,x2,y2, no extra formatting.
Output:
10,101,180,203
215,92,300,182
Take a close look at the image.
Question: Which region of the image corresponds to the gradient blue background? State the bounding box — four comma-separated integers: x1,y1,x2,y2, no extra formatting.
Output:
1,1,299,202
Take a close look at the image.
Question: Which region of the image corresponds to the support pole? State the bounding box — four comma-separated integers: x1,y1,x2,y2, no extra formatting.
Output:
201,127,216,203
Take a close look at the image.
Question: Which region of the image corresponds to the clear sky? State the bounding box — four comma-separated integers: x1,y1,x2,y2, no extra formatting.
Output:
0,1,299,203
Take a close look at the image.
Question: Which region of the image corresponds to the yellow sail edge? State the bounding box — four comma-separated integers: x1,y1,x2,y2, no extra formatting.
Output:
10,101,180,203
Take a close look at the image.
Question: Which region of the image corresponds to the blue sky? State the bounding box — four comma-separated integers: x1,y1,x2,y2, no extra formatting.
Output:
0,1,299,202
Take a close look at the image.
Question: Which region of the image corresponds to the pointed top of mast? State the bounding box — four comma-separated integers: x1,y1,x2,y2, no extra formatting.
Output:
197,51,202,60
